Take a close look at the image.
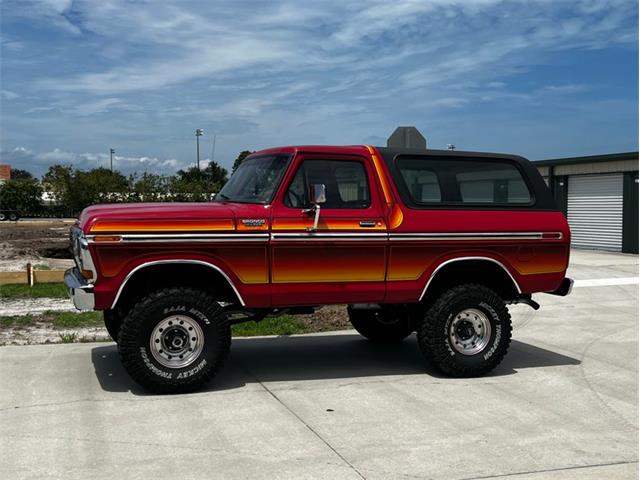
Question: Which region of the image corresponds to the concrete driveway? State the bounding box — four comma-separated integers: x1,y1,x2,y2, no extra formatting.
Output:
1,250,637,479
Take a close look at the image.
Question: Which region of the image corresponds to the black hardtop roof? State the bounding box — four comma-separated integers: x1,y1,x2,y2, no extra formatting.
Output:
376,146,557,210
376,146,530,164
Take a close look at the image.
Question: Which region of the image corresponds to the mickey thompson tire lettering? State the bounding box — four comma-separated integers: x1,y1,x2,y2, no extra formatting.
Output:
117,287,230,394
417,283,512,377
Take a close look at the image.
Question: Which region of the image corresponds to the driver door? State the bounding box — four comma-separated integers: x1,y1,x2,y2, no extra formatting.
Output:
270,154,388,306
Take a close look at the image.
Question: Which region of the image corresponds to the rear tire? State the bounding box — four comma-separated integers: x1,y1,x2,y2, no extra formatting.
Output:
347,305,413,343
417,284,512,377
0,212,6,221
118,287,230,394
8,212,19,221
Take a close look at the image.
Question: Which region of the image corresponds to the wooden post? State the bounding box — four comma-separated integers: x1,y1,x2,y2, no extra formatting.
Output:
26,263,34,286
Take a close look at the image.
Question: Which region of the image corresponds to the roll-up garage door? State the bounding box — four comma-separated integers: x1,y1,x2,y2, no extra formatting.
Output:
567,174,623,250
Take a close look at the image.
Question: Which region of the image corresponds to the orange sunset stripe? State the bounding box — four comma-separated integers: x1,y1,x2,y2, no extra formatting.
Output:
272,218,386,231
90,218,235,233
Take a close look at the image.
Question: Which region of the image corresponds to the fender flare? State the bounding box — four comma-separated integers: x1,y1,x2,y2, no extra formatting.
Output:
110,259,245,309
418,256,522,301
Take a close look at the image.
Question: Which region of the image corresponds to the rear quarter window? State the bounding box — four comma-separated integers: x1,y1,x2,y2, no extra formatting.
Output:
395,156,533,207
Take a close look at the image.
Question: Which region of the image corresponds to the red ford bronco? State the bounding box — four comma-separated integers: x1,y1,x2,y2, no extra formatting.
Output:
66,145,573,393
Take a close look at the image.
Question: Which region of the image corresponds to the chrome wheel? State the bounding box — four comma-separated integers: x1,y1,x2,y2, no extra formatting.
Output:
449,308,491,355
150,315,204,368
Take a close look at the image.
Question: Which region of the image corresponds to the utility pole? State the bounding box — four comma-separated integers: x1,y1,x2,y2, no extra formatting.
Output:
195,128,204,169
109,148,115,171
211,134,216,163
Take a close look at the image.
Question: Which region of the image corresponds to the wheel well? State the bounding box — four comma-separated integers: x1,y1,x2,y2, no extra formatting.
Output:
112,262,242,315
421,259,519,304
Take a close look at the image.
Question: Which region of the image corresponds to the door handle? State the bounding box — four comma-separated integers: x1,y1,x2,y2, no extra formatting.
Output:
359,220,377,228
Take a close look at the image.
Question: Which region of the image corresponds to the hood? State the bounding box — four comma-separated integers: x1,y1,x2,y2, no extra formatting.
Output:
79,202,237,234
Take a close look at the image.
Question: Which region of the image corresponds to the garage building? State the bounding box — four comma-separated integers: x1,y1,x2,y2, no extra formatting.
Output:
534,152,638,254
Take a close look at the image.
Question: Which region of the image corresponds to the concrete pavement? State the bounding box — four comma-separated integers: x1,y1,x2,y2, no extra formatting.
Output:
0,250,637,479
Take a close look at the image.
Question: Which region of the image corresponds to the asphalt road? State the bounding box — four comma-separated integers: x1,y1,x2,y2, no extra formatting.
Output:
1,250,638,479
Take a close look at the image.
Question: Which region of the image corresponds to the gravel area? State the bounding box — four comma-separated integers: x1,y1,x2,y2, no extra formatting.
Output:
0,258,74,272
0,298,76,316
0,324,109,346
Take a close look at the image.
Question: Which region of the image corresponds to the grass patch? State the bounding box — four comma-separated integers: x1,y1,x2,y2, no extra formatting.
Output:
0,283,68,299
49,311,103,329
231,315,313,337
58,332,78,343
0,310,341,344
0,315,36,328
33,264,51,271
0,311,102,329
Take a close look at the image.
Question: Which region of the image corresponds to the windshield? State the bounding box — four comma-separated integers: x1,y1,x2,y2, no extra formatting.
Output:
216,154,291,204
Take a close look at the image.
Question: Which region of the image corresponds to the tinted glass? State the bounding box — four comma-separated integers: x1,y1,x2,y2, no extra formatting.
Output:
216,154,290,204
456,163,531,203
285,160,370,209
399,167,441,202
397,157,531,205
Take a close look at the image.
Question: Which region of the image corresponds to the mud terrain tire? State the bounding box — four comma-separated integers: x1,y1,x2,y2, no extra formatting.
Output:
118,288,230,394
417,284,512,377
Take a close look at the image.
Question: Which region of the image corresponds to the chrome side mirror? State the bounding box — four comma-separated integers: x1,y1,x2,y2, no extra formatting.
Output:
305,183,326,231
309,184,326,205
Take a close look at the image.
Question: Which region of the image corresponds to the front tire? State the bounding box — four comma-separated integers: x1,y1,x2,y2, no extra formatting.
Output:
103,310,122,342
118,288,230,394
348,305,413,343
417,284,512,377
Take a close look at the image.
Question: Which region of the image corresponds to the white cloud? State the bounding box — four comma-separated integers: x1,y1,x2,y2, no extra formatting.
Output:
2,146,186,176
0,0,637,167
16,0,633,113
1,90,20,100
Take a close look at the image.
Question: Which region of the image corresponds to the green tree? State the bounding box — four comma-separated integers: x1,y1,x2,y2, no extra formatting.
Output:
203,160,228,185
42,165,132,212
132,172,170,202
0,178,43,213
42,165,73,206
75,168,131,207
168,176,218,202
10,169,35,181
231,150,253,173
171,159,227,201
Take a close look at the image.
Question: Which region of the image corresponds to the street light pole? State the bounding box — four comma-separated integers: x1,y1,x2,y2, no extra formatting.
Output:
195,128,204,169
110,148,115,171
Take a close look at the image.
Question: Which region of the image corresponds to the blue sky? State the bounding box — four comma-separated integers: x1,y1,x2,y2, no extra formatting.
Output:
1,0,638,177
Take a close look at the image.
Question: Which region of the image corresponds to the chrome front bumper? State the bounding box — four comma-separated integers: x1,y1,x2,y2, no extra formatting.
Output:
64,267,95,311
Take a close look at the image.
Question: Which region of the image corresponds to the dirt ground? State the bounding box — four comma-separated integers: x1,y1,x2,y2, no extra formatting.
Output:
0,219,76,271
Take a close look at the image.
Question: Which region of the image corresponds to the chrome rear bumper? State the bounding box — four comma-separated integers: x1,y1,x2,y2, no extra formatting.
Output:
64,267,95,311
547,277,574,297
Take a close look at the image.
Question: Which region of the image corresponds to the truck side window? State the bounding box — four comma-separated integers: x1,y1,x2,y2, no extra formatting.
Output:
455,163,531,204
284,160,370,209
396,157,532,206
399,168,441,202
